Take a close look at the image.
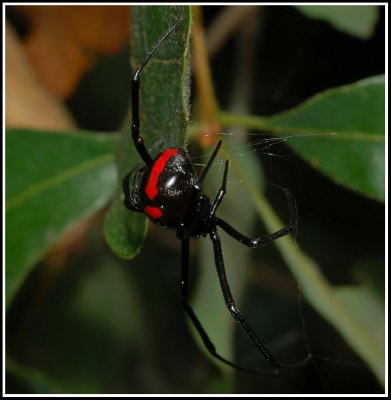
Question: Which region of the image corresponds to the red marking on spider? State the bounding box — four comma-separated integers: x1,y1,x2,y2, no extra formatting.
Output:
145,205,162,219
145,148,179,200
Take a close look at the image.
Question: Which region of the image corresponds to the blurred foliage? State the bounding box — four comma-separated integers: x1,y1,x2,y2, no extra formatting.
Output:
295,5,379,39
9,5,130,98
5,4,385,395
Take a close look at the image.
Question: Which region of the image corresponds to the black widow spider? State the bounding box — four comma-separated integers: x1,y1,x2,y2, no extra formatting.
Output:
123,18,311,373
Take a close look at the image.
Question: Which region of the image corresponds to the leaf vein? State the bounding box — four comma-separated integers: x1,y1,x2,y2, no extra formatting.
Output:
7,153,114,211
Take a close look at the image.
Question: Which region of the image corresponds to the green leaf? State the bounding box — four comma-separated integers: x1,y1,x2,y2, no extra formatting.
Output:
103,195,148,259
104,5,192,259
217,75,385,202
6,129,117,306
269,75,385,202
131,6,192,151
335,285,385,380
295,5,380,39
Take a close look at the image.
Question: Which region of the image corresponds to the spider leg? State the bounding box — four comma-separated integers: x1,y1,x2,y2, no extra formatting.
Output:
206,158,297,246
208,226,281,368
209,224,312,369
122,171,143,212
197,140,223,186
216,187,297,248
131,18,183,166
131,62,153,166
178,141,224,239
185,139,224,208
209,159,230,218
180,238,259,373
181,162,311,370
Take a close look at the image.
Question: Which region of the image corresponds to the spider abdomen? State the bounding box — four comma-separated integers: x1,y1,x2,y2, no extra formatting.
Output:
139,147,198,228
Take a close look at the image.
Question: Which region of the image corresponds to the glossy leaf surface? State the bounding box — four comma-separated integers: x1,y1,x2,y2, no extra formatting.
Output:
6,129,117,305
217,75,385,202
269,75,385,202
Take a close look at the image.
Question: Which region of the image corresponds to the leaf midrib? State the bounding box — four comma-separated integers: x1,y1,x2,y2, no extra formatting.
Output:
216,111,384,141
269,126,385,141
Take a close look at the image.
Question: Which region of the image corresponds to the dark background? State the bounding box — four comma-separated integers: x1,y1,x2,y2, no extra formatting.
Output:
6,5,385,394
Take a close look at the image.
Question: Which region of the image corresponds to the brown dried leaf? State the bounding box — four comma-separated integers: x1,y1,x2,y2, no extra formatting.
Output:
14,5,130,98
6,22,75,129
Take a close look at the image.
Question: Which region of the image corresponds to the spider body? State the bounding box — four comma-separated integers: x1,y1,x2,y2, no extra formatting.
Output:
127,147,200,229
125,145,215,240
123,17,310,372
